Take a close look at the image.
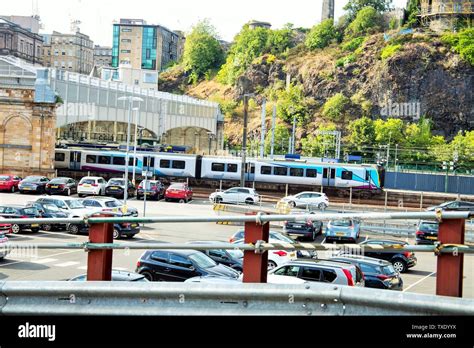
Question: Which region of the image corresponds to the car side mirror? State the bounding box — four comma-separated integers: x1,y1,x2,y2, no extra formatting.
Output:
189,266,195,271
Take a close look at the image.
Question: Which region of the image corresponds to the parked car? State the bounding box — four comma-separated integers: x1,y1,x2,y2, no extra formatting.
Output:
69,270,149,282
0,174,22,193
136,249,240,282
164,183,193,203
187,241,243,272
0,205,42,234
229,229,317,260
35,197,98,235
81,197,138,217
269,259,365,287
0,227,9,259
45,177,77,196
18,176,49,194
331,255,403,291
281,192,329,210
284,211,323,241
105,178,136,199
77,177,107,197
359,239,417,273
209,187,261,205
137,180,165,201
27,202,69,232
112,220,140,239
325,219,361,243
427,201,474,212
416,221,439,245
185,275,308,285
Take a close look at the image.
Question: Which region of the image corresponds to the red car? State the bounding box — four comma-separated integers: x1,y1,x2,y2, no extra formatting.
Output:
0,175,22,193
164,183,193,203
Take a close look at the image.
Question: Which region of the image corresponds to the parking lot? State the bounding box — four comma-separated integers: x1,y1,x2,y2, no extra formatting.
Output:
0,191,472,298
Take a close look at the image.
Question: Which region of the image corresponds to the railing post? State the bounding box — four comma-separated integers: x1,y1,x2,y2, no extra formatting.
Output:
243,213,269,283
436,218,464,297
87,218,113,281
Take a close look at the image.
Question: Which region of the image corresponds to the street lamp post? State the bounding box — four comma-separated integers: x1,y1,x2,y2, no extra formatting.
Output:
291,114,296,154
240,94,253,188
118,96,143,213
131,107,140,186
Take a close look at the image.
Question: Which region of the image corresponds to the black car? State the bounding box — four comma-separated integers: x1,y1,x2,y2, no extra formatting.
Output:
28,202,69,231
188,241,243,272
136,249,240,282
0,205,42,234
359,239,417,273
18,176,49,194
45,177,77,196
69,270,148,282
331,255,403,291
137,180,165,200
66,219,140,239
427,201,474,212
416,221,439,245
105,179,136,199
284,211,323,241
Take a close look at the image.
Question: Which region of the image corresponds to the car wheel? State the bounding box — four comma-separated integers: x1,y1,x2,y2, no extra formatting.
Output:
31,228,40,233
214,196,223,204
318,203,326,210
289,201,296,208
311,230,316,241
179,199,186,204
11,186,15,193
125,235,134,239
68,224,80,235
78,194,83,198
113,229,120,239
66,188,71,196
393,259,407,273
42,224,52,232
165,198,169,202
245,198,254,205
11,224,21,234
140,271,154,281
267,260,277,271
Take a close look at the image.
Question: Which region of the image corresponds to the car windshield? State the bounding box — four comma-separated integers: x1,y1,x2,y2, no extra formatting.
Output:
23,177,41,183
271,232,295,244
439,201,454,208
65,200,85,209
22,207,38,215
140,181,158,189
0,176,11,181
81,179,96,185
105,200,121,208
420,222,439,232
381,265,397,275
169,184,184,190
50,178,67,184
227,249,244,259
43,204,61,212
188,252,217,269
332,220,353,227
109,179,124,186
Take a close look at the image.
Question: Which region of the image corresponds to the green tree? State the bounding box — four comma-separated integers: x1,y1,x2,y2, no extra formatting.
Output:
402,118,445,162
265,124,290,155
344,0,393,20
301,124,338,157
183,20,225,84
374,118,405,144
404,0,420,28
322,93,351,121
345,6,383,38
348,116,376,150
276,84,310,124
305,19,337,50
266,27,293,55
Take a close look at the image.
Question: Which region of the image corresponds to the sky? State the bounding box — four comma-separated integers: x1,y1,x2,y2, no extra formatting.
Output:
2,0,407,46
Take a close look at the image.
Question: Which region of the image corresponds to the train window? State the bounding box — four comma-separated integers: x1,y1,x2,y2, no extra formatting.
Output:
55,153,65,162
342,171,353,180
86,155,97,164
128,157,137,167
172,161,186,169
113,157,125,166
227,164,238,173
261,166,272,175
274,167,288,176
98,156,111,165
365,171,370,181
323,168,328,179
144,157,155,168
211,163,225,172
160,160,171,168
290,168,304,177
306,169,317,178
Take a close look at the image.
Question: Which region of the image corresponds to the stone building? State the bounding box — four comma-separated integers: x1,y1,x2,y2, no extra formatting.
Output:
0,56,56,177
419,0,473,31
321,0,335,21
0,17,43,65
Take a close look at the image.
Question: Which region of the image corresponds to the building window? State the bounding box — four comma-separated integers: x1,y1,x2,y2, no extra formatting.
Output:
121,39,131,43
120,49,131,53
121,28,132,32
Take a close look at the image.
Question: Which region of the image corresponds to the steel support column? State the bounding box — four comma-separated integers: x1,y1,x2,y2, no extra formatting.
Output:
243,214,269,283
87,220,113,281
436,218,465,297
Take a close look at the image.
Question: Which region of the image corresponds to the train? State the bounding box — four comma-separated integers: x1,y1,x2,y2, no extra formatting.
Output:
54,147,384,191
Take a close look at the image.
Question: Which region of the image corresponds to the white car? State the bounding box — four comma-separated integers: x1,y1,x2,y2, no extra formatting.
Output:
281,192,329,210
81,197,139,217
209,187,260,205
77,177,107,197
231,238,297,270
185,275,307,285
35,196,100,218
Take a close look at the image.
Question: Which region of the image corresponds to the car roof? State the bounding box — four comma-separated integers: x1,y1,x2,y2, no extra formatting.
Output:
80,176,103,180
40,196,77,201
283,259,355,269
363,239,407,245
419,220,439,224
333,255,391,266
146,249,199,256
0,204,26,208
50,177,71,180
71,270,145,281
83,196,118,201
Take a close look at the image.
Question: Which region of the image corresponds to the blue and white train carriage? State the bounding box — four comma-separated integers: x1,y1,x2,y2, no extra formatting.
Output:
55,148,383,190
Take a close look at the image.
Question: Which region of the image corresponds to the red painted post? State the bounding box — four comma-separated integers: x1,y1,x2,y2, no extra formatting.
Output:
242,215,269,283
436,219,464,297
87,219,113,281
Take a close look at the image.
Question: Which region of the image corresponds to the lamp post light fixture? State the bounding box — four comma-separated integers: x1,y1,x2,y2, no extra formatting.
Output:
118,96,144,212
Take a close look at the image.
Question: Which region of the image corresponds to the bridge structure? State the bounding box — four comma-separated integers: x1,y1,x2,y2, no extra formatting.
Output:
1,56,224,154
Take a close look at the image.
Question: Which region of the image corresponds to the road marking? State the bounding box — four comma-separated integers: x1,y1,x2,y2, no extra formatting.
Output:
30,258,58,264
365,235,369,242
77,266,87,270
403,271,437,292
321,238,326,245
55,261,80,268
